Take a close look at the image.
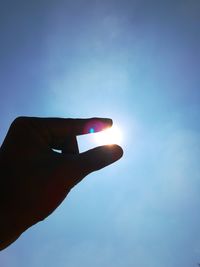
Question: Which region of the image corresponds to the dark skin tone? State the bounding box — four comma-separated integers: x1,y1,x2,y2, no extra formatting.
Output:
0,117,123,250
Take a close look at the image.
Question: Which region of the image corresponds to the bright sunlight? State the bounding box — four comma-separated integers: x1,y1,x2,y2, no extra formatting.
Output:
92,125,123,146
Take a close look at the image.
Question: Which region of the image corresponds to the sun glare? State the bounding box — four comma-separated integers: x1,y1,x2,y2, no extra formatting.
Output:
92,125,123,146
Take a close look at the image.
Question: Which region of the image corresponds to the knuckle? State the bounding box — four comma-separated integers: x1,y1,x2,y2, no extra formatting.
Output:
11,117,31,130
12,116,27,126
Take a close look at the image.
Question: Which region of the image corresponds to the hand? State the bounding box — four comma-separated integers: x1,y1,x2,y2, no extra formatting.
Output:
0,117,123,250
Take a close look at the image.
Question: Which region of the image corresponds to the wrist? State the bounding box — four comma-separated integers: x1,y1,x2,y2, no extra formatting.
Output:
0,212,23,250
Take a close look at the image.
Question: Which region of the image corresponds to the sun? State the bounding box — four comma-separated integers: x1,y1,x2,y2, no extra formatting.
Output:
92,125,123,146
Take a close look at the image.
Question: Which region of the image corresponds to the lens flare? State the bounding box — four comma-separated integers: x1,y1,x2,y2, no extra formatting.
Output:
89,128,95,133
93,125,122,146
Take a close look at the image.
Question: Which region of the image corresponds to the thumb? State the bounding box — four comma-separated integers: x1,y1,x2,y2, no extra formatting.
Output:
76,145,123,176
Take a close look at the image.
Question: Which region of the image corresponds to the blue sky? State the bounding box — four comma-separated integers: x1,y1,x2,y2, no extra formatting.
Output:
0,0,200,266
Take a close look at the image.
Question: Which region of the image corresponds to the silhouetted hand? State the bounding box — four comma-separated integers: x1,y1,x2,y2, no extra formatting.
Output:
0,117,123,250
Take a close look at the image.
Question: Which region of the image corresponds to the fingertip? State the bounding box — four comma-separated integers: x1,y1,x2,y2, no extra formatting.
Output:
104,144,123,162
93,117,113,128
102,118,113,127
85,118,113,134
113,144,123,159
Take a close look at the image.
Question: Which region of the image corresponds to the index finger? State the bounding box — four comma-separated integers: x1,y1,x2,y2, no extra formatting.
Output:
42,117,113,136
31,117,113,149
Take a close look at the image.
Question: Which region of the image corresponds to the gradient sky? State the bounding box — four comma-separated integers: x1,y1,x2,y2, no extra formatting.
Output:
0,0,200,266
